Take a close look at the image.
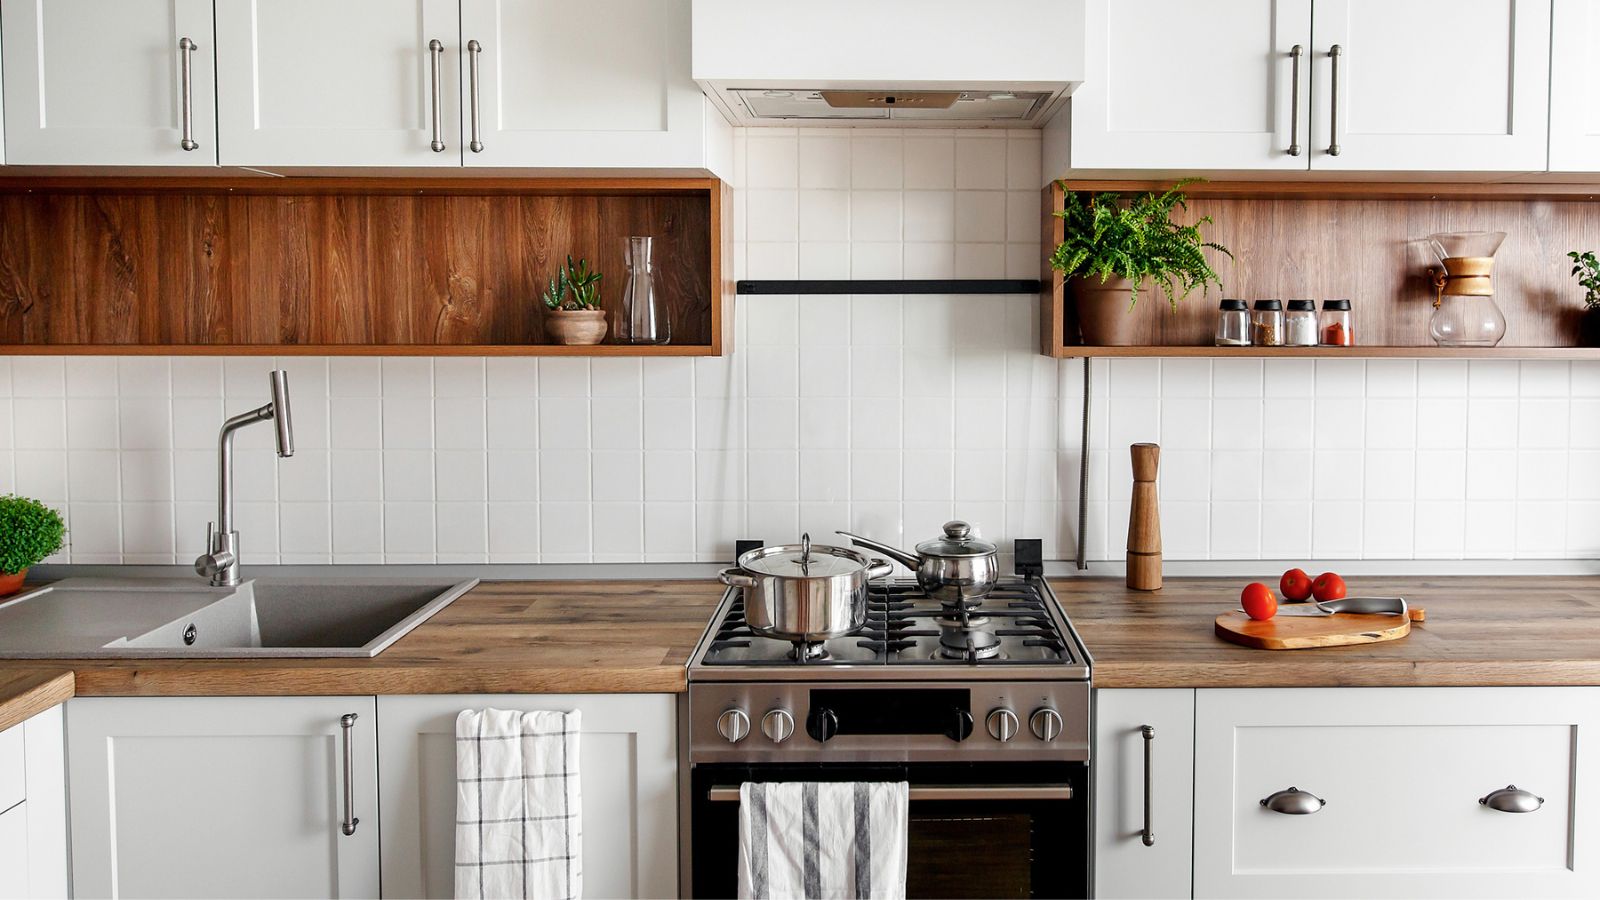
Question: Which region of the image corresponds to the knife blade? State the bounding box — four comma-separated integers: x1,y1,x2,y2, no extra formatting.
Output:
1237,596,1409,617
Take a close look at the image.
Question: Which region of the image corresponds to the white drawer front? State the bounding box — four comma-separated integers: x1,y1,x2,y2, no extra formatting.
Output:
0,722,24,813
0,801,29,899
1196,687,1600,899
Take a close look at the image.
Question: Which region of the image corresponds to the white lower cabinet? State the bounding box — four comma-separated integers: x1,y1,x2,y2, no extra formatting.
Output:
1193,687,1600,898
66,696,381,899
376,693,679,899
0,704,69,900
1093,689,1194,899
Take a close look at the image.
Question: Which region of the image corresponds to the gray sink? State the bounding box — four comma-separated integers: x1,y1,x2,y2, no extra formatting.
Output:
0,576,477,658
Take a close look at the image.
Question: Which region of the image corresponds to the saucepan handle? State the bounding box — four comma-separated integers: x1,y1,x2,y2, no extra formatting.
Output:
717,567,757,589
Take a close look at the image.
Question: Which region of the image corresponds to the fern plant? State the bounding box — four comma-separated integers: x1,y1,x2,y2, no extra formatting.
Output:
540,255,604,311
1569,250,1600,311
1048,179,1231,310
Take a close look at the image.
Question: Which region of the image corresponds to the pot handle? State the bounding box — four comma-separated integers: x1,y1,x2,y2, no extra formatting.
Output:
717,567,757,588
836,531,921,571
865,558,895,581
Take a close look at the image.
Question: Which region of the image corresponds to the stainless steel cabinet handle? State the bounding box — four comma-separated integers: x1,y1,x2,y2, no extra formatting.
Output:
1327,44,1343,156
1260,786,1325,815
467,40,484,153
179,37,199,151
428,39,445,152
340,713,360,836
1140,725,1155,846
1480,784,1544,813
1287,44,1303,157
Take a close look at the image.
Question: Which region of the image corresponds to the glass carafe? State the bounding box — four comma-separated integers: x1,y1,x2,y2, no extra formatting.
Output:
1427,231,1507,347
619,236,670,345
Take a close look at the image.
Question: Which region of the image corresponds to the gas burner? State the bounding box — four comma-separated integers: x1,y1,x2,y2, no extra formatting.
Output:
938,626,1002,661
787,641,831,662
935,612,990,629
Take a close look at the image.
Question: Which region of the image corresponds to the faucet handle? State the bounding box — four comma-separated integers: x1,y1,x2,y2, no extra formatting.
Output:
205,521,216,551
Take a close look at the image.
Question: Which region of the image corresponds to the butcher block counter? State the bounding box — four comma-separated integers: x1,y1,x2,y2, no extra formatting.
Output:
0,579,723,698
1055,575,1600,688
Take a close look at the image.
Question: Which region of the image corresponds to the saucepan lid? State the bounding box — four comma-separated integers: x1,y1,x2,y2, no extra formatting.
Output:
914,520,997,559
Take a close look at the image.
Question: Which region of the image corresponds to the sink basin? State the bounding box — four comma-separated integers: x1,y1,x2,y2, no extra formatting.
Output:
0,576,477,658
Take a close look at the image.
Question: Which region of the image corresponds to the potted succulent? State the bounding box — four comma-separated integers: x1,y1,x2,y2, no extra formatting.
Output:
0,494,66,598
1568,250,1600,347
1049,180,1230,346
541,254,607,346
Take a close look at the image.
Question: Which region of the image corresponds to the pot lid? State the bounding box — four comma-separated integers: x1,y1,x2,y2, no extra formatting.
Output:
914,520,997,558
738,533,873,578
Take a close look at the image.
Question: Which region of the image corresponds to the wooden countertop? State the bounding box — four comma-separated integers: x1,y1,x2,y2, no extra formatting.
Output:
1055,575,1600,688
0,668,74,731
0,580,723,697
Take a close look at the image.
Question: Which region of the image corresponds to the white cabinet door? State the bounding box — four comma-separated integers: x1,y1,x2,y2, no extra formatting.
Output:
1093,689,1194,899
1308,0,1551,171
1066,0,1312,171
67,696,380,899
0,0,217,165
458,0,726,173
1549,0,1600,170
21,705,68,900
214,0,462,167
1194,687,1600,899
377,694,679,899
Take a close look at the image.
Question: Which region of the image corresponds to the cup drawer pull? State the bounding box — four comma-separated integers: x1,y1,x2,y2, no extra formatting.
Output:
1480,785,1544,813
1260,786,1325,815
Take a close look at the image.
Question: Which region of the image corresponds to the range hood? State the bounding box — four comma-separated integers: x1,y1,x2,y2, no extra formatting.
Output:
692,0,1085,127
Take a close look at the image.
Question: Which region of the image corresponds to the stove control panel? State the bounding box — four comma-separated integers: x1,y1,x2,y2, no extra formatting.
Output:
690,681,1090,763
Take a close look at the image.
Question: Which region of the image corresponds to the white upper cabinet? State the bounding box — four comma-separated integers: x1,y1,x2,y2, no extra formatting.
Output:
1309,0,1551,171
1064,0,1312,171
458,0,729,174
214,0,461,167
0,0,216,166
1549,0,1600,170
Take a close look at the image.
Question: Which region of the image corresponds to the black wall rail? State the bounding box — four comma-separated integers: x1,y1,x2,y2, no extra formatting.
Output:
736,279,1042,295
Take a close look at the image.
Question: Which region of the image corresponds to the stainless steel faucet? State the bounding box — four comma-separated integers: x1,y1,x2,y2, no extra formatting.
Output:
195,370,294,586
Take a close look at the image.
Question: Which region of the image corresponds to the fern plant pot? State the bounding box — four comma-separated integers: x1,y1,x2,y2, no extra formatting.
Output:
545,308,609,345
1072,275,1155,346
0,569,26,599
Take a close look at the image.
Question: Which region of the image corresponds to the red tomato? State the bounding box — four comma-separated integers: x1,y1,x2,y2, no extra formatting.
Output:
1312,572,1348,603
1279,568,1313,602
1241,582,1277,621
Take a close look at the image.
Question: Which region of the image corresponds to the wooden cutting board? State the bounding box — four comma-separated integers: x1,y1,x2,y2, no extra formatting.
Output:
1215,607,1424,650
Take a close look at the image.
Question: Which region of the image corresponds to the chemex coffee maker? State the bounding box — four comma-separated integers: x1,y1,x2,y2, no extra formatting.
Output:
1427,231,1507,347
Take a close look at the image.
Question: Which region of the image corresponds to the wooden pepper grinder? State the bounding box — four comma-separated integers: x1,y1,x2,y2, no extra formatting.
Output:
1127,442,1162,591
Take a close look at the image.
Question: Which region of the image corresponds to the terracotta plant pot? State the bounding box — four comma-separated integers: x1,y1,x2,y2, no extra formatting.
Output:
1071,275,1155,346
545,308,609,345
0,568,27,599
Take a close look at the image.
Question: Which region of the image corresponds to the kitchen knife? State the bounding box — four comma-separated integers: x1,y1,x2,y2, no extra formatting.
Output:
1240,596,1410,617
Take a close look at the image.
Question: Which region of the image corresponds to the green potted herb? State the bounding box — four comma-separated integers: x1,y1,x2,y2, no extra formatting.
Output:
1049,180,1230,346
541,255,607,345
0,494,66,597
1568,250,1600,347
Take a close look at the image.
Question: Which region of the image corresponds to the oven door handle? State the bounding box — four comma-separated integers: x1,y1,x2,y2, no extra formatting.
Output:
707,784,1073,803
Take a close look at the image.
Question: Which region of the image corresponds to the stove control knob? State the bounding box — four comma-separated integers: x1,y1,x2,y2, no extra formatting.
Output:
1030,707,1064,743
945,709,975,743
806,707,839,744
986,708,1020,742
762,709,795,744
717,709,751,744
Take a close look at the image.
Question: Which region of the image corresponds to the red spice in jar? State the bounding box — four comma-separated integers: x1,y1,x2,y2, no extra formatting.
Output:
1321,321,1350,346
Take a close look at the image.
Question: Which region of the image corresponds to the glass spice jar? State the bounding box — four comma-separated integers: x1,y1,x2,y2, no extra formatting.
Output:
1252,299,1284,346
1320,298,1354,346
1285,299,1318,346
1215,298,1251,346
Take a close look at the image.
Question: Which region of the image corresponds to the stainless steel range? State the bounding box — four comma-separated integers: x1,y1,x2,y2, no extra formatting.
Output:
683,556,1093,898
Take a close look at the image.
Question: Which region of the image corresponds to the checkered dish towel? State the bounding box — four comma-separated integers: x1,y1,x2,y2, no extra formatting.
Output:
738,782,909,900
455,709,582,900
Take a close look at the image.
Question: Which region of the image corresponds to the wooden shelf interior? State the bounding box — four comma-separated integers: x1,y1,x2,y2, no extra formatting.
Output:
0,177,731,355
1040,181,1600,359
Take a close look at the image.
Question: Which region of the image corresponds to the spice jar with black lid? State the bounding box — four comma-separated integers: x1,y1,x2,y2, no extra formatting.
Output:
1285,299,1318,346
1252,299,1284,346
1320,299,1354,346
1215,299,1251,346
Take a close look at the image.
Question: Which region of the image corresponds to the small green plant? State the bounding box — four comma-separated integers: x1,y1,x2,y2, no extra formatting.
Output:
540,255,604,311
1048,179,1231,310
1568,250,1600,310
0,494,66,574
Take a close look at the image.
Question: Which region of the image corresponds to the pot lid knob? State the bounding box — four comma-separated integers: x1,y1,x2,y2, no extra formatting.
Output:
943,520,972,540
799,532,812,573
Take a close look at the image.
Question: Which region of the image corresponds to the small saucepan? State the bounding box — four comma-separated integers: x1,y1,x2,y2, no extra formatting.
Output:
838,520,1000,606
717,533,894,642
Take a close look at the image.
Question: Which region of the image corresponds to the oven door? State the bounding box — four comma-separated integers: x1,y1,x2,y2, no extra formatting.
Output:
689,761,1089,899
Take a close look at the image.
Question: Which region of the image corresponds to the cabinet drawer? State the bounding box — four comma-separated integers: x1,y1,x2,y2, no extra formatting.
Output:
1195,687,1600,899
0,800,28,899
0,722,23,813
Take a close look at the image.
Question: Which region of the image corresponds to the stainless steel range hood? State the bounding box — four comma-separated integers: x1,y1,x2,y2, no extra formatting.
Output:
692,0,1085,127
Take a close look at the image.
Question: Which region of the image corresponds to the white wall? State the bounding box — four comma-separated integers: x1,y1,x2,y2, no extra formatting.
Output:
0,126,1595,565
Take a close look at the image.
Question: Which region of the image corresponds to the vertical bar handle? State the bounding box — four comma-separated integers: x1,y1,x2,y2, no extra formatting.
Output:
428,39,445,152
1328,44,1343,157
1287,44,1303,156
467,40,484,153
340,713,360,836
1140,724,1155,846
179,37,199,151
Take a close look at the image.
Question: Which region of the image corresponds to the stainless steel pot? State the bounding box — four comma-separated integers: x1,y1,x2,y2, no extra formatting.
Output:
838,520,1000,606
717,534,894,642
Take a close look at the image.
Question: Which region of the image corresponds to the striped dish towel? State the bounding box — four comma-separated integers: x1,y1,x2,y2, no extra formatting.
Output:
455,709,582,900
738,782,909,900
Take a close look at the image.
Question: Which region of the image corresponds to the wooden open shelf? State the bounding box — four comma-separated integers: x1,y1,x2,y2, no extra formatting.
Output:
1039,181,1600,361
0,176,732,356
